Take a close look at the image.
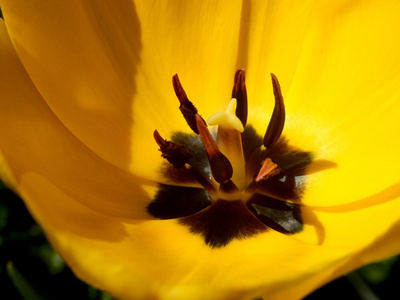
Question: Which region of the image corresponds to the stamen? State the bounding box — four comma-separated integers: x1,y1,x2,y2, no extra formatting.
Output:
153,130,193,168
219,179,239,194
195,114,233,183
186,166,218,197
149,70,314,248
255,158,280,182
172,74,206,134
231,69,248,127
263,73,285,148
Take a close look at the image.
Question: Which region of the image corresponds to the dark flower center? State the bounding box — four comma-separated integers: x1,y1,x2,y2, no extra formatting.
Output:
148,70,313,248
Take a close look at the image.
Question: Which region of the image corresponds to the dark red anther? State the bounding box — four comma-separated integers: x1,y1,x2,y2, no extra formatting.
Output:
263,73,285,148
154,130,193,168
232,69,248,127
195,115,233,183
172,74,206,134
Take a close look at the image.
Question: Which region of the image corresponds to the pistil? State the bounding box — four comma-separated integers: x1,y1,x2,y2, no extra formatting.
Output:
208,99,247,189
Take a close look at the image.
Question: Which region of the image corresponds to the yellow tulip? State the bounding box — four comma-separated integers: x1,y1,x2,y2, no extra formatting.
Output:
1,1,400,299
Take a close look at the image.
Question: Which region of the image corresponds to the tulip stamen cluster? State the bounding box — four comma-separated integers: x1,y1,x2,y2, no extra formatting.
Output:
149,70,313,248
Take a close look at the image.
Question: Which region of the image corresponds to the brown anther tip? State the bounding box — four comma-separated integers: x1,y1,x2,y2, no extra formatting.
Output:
232,69,248,127
153,130,167,149
270,73,282,99
263,73,285,148
172,74,189,105
195,115,233,183
153,129,193,168
255,158,280,182
172,74,205,134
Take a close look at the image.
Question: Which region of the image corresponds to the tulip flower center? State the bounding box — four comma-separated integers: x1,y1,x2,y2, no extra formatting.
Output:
149,70,313,248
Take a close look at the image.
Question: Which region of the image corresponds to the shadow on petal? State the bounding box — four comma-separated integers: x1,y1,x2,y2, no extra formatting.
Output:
306,159,338,174
322,218,400,291
301,206,326,245
2,1,143,171
312,181,400,213
21,172,137,242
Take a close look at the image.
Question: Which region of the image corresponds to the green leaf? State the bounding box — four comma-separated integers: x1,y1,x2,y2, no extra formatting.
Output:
359,256,399,285
6,261,42,300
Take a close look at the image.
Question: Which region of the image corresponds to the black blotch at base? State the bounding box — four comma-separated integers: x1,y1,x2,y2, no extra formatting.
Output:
246,136,313,179
148,129,313,248
255,175,301,201
171,131,211,177
147,184,213,219
264,137,313,176
241,125,263,160
180,199,267,248
159,132,211,186
246,135,313,201
247,193,303,234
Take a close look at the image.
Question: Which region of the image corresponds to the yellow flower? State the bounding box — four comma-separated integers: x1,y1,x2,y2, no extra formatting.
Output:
1,0,400,299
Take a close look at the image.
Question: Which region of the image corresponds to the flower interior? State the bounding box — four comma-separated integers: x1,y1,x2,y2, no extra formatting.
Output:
148,70,313,248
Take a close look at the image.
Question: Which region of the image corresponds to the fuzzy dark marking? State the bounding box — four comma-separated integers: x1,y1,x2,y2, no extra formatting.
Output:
149,130,313,247
153,130,193,168
150,71,314,248
247,193,303,234
147,184,213,219
180,199,267,248
241,125,263,160
171,131,211,178
246,137,312,201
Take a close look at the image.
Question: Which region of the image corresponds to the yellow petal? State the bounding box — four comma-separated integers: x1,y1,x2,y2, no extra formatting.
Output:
250,1,400,206
242,0,315,105
291,1,400,207
20,172,400,300
2,1,400,299
0,1,145,171
0,0,245,181
129,0,248,180
0,19,154,218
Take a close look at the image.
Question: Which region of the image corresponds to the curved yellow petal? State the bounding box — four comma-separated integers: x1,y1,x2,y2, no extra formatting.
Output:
0,0,245,180
1,0,400,299
291,1,400,207
0,19,154,219
20,172,400,300
129,0,247,180
249,0,400,206
243,0,315,95
0,0,143,171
